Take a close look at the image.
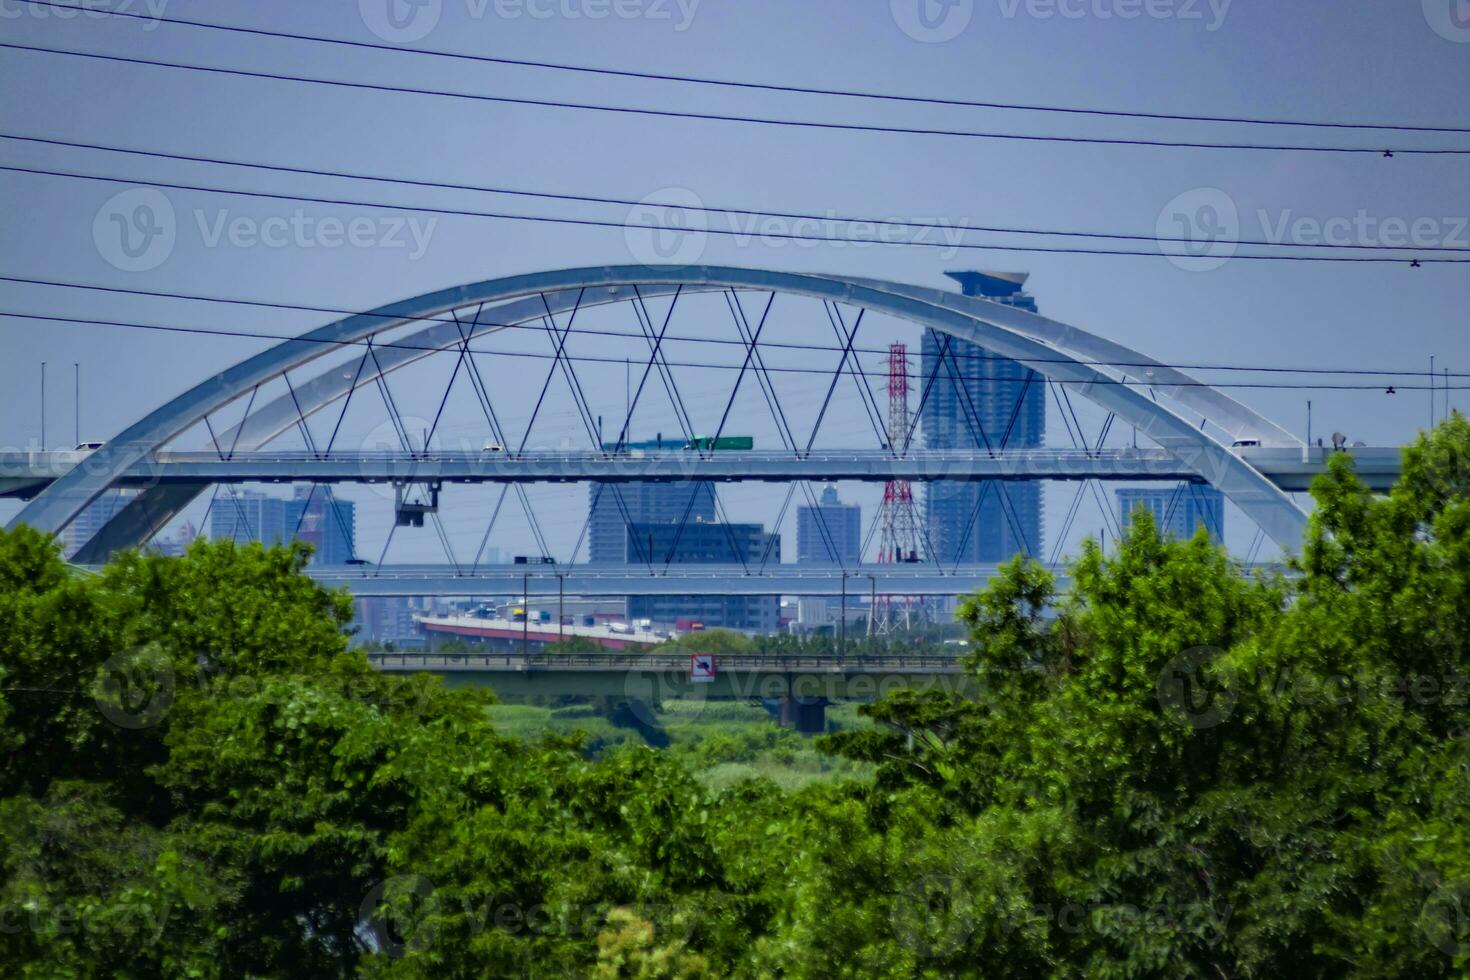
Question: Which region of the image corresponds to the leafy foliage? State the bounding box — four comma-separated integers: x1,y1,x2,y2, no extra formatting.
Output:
3,417,1470,976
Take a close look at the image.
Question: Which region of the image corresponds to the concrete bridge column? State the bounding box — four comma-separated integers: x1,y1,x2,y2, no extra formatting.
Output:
777,696,829,735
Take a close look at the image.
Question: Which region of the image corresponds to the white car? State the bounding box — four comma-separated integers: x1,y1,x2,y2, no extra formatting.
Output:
482,441,504,453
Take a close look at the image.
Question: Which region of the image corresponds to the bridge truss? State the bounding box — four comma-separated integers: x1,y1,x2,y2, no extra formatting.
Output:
7,265,1318,591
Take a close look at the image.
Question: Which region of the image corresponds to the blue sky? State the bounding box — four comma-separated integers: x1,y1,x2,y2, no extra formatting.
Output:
1,0,1467,563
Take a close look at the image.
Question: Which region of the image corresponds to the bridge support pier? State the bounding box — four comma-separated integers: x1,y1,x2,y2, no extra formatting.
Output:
776,696,828,735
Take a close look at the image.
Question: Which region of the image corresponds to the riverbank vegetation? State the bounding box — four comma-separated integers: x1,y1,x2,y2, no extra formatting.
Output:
1,416,1467,977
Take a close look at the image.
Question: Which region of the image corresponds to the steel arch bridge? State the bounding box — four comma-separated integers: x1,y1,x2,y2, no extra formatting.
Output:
9,265,1316,573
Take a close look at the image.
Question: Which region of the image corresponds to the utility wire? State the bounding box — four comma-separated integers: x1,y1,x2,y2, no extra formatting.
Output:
18,0,1470,136
2,41,1465,156
1,310,1464,391
4,274,1467,379
6,132,1467,254
3,163,1463,263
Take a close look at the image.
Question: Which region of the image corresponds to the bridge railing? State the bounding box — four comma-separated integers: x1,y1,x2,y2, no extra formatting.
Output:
365,652,970,673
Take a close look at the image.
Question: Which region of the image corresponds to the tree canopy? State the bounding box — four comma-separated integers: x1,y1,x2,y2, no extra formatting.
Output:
2,415,1468,977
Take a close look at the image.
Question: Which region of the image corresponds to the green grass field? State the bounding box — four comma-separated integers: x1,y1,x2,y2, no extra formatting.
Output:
485,698,876,789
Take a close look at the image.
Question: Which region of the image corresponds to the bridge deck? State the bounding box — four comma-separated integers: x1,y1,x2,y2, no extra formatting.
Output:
0,446,1403,497
368,652,976,700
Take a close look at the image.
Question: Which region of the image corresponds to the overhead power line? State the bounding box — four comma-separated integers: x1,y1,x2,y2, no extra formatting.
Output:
4,163,1463,264
6,132,1468,254
0,308,1463,391
4,274,1468,379
2,41,1466,157
18,0,1470,137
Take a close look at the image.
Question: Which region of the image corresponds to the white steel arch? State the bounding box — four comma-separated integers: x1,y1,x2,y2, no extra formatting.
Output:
11,266,1310,556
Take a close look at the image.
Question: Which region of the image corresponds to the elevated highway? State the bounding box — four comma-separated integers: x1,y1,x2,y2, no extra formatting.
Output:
0,446,1402,497
368,651,976,728
301,562,1069,597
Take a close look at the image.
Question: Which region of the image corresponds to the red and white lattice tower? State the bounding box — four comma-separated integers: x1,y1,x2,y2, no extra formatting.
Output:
873,343,925,634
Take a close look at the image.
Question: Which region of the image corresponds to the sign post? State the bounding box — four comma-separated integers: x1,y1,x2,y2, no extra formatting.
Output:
689,654,716,684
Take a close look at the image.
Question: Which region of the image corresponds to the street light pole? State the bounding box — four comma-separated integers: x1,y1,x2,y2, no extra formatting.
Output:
838,572,847,659
867,576,877,641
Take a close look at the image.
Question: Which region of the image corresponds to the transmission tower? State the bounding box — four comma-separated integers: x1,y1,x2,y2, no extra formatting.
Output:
872,343,925,635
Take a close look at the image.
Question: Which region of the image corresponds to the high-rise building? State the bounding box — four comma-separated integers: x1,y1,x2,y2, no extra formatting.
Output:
587,437,756,564
209,488,356,563
1117,484,1225,544
208,490,294,548
587,482,717,563
61,489,139,558
292,486,357,565
796,486,862,564
625,520,781,631
922,271,1046,563
355,596,429,646
151,522,198,558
